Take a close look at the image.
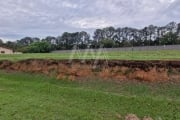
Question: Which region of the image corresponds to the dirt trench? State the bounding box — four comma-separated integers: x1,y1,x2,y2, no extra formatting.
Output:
0,59,179,82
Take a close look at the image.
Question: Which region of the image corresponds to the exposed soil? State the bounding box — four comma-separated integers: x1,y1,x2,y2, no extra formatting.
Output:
0,59,179,82
125,114,140,120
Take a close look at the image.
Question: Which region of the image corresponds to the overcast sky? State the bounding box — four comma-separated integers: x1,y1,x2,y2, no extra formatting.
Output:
0,0,179,41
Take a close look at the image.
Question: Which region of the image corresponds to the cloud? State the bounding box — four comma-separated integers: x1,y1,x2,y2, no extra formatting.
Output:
62,1,78,8
0,0,179,41
66,17,117,29
159,0,175,3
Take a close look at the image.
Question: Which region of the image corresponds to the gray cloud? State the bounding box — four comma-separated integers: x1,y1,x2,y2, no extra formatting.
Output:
0,0,179,41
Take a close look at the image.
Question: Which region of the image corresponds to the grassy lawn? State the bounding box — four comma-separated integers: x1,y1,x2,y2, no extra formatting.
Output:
0,71,179,120
0,50,180,61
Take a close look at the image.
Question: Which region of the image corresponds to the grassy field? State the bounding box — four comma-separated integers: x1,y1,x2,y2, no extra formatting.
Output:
0,71,179,120
0,50,180,61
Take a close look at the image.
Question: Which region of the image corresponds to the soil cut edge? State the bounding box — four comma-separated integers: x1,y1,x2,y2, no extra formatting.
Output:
0,59,179,82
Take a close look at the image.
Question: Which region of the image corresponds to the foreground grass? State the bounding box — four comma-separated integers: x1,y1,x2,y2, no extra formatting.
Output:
0,71,179,119
0,50,180,61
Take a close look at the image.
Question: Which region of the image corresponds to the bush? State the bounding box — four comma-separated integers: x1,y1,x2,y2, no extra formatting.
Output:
23,42,51,53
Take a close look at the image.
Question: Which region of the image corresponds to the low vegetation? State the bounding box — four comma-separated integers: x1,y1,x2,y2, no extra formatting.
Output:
0,50,180,61
0,71,179,119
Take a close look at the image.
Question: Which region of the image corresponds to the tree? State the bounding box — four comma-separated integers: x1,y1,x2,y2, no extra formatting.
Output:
60,31,90,50
60,32,76,49
177,37,180,44
42,36,58,51
159,32,178,45
42,36,57,45
100,39,115,48
78,31,90,49
17,37,34,46
93,27,115,43
93,29,104,43
4,41,17,52
120,40,131,47
0,39,3,46
24,41,51,53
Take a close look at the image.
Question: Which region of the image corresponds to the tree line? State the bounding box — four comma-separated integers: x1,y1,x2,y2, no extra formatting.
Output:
0,22,180,53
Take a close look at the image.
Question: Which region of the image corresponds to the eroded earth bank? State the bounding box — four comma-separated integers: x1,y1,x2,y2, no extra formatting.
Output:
0,59,180,82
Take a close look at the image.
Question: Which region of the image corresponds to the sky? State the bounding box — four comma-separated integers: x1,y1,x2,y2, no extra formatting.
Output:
0,0,179,41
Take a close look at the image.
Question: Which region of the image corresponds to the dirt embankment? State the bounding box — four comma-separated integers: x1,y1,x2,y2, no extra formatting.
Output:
0,59,180,82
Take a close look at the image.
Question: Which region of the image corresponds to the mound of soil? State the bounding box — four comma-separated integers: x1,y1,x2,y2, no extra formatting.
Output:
0,59,179,82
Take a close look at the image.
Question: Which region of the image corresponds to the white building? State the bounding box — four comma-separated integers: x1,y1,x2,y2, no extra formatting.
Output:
0,47,13,54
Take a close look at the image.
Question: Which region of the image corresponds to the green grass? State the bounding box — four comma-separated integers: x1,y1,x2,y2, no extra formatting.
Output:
0,71,179,120
0,50,180,61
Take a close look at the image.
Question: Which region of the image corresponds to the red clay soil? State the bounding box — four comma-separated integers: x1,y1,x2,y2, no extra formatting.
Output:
0,59,180,82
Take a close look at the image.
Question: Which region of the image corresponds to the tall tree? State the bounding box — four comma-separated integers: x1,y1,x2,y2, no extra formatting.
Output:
0,39,3,46
160,32,178,45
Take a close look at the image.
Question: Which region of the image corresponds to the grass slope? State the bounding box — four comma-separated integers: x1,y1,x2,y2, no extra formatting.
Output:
0,50,180,61
0,71,179,120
